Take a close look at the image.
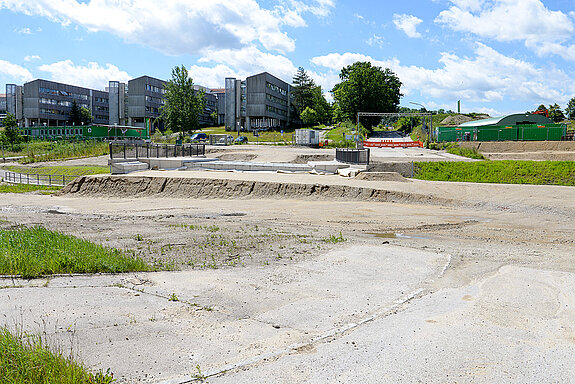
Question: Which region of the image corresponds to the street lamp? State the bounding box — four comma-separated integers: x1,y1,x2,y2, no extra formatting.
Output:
409,101,426,111
409,102,430,141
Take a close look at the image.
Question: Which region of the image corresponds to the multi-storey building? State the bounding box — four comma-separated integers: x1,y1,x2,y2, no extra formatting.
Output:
0,93,6,113
108,81,128,126
127,75,165,132
224,72,293,132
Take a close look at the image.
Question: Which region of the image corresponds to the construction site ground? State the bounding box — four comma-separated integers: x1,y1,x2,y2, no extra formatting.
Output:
1,142,575,383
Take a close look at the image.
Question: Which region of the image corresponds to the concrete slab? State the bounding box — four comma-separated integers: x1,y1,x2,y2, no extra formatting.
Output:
207,265,575,383
0,245,448,384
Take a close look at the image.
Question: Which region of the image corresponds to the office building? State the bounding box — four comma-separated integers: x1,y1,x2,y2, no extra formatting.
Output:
225,72,293,132
128,75,165,131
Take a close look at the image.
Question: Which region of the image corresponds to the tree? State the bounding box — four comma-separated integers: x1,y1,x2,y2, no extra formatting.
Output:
70,100,81,126
311,86,331,124
566,98,575,120
292,67,316,119
0,113,21,149
548,103,565,122
160,65,206,133
300,107,319,126
80,107,93,125
332,62,402,131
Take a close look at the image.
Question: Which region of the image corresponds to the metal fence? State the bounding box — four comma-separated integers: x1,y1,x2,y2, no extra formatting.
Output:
3,171,80,186
109,143,206,160
335,148,370,165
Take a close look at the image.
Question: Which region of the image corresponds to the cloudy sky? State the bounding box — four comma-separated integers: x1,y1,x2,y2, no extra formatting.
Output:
1,0,574,116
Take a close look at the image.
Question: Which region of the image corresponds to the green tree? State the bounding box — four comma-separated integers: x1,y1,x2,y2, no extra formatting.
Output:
292,67,316,119
80,107,93,125
160,65,206,133
311,86,331,124
332,62,402,132
70,100,81,126
1,113,21,149
300,107,319,126
548,103,565,122
565,98,575,120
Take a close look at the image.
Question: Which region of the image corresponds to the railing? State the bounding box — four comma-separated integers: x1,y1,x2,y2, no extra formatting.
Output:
3,171,80,186
335,148,370,165
109,142,206,160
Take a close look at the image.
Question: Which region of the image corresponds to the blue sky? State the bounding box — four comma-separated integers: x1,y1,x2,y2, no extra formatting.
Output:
1,0,574,116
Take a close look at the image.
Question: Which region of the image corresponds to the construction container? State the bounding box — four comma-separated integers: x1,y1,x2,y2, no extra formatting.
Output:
295,129,320,146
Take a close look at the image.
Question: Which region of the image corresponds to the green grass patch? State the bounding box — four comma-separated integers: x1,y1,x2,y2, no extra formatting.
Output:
11,140,109,164
0,226,150,278
1,165,109,176
414,160,575,186
0,326,115,384
0,184,61,194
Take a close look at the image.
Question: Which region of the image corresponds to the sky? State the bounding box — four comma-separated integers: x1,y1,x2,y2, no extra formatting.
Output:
1,0,574,116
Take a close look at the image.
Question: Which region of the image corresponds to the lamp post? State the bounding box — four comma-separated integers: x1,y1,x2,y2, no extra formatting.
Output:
409,102,429,141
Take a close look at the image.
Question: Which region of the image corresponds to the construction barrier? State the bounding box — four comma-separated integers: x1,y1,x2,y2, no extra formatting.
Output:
363,140,423,148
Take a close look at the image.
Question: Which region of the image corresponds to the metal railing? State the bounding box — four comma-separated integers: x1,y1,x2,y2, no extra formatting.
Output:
109,142,206,159
3,171,80,186
335,148,370,165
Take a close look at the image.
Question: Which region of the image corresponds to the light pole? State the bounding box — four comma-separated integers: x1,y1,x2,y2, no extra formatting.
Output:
409,102,430,141
409,101,426,111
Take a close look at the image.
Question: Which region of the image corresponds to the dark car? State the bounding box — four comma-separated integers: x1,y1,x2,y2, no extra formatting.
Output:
190,133,208,142
234,136,248,144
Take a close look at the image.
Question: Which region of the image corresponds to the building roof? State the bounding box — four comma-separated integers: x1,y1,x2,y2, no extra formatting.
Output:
459,113,553,127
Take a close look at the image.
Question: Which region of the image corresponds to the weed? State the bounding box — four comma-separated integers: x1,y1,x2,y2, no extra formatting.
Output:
168,293,179,302
133,234,144,241
323,232,347,243
193,364,207,380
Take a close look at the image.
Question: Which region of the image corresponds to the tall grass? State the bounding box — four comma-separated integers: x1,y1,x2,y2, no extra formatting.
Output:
16,140,109,164
0,184,61,194
1,165,110,176
0,326,115,384
414,160,575,186
0,226,149,278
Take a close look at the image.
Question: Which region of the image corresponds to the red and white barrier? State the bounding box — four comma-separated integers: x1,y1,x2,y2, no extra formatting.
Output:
363,140,423,148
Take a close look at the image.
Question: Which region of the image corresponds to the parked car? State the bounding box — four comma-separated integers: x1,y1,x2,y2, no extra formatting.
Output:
234,135,248,144
190,132,208,142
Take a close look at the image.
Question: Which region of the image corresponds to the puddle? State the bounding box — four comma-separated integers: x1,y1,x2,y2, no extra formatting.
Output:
369,232,430,240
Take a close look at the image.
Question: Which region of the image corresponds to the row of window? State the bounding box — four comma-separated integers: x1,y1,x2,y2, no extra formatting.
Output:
266,105,287,117
95,106,109,112
27,128,83,136
145,106,160,114
39,87,89,101
40,108,68,116
266,82,287,96
145,95,165,104
145,84,165,94
266,93,287,106
40,98,88,109
95,97,108,104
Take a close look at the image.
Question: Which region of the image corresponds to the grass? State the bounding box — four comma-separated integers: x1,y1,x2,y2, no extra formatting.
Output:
0,184,61,194
0,165,109,176
199,126,296,144
0,226,150,278
0,326,115,384
0,140,109,164
414,160,575,186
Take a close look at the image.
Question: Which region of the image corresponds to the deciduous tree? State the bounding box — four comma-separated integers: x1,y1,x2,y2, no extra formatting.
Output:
1,113,21,149
332,62,402,132
160,65,206,133
566,98,575,120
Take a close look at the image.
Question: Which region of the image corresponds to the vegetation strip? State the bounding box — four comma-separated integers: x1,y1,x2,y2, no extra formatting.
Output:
414,160,575,186
0,226,149,278
0,184,61,193
0,326,115,384
0,165,109,176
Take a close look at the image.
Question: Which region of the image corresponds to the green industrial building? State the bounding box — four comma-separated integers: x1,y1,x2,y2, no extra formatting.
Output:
436,113,567,142
20,122,150,141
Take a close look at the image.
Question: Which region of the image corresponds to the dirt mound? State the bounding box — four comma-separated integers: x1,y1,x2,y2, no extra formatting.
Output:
217,153,258,161
59,175,452,205
440,114,490,126
355,172,408,182
293,154,333,164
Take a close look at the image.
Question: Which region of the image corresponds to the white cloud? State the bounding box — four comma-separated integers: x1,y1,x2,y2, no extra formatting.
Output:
0,0,334,55
393,14,423,38
436,0,575,60
37,60,131,90
14,27,32,34
0,60,34,82
366,34,384,47
310,43,574,108
24,55,41,62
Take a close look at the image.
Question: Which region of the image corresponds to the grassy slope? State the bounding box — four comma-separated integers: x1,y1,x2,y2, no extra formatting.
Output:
414,160,575,186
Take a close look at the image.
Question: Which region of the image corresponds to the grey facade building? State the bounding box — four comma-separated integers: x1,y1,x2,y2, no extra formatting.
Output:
108,81,128,126
225,72,293,132
0,94,6,113
127,75,165,131
7,79,109,127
